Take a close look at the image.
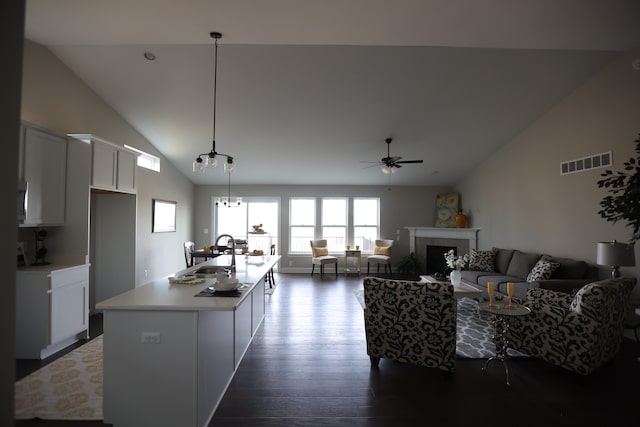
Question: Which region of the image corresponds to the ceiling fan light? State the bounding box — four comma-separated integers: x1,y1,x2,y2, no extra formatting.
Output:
390,166,397,174
381,165,391,174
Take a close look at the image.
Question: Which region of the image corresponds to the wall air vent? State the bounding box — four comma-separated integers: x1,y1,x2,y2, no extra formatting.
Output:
560,151,612,175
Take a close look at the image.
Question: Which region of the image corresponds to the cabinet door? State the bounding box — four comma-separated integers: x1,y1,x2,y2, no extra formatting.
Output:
50,267,88,344
251,279,265,335
21,125,67,226
116,148,137,192
15,271,51,359
92,140,117,189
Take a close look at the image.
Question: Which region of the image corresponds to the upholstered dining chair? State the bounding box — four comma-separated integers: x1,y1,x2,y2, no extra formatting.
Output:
367,239,394,278
310,239,338,278
363,277,457,372
183,241,195,268
505,277,636,375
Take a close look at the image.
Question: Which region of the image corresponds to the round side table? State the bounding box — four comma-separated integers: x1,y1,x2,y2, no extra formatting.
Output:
479,300,530,386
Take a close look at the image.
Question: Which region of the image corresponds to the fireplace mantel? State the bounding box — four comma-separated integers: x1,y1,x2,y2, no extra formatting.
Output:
405,227,480,253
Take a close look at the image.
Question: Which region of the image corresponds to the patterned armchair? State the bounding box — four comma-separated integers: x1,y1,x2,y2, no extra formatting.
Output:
363,277,457,372
505,277,636,375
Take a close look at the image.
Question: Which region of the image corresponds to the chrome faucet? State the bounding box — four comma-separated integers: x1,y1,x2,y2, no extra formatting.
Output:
215,234,236,272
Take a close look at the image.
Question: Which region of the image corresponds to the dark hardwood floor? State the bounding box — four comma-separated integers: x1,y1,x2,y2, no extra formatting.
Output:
15,274,640,426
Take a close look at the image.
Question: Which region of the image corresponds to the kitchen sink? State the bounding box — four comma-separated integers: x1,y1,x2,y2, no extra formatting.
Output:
193,266,231,277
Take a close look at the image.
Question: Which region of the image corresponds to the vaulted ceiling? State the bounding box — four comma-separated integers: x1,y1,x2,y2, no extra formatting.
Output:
24,0,640,185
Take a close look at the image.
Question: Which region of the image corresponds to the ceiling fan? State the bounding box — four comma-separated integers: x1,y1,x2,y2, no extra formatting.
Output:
362,138,424,174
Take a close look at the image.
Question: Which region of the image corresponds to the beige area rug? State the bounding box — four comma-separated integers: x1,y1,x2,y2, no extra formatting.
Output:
15,335,103,420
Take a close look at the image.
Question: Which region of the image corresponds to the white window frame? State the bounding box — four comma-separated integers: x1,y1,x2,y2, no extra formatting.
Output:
124,144,160,172
289,197,316,254
321,197,348,252
352,197,380,253
212,197,280,254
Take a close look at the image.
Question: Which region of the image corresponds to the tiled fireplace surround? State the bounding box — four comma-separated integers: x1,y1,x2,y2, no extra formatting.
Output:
405,227,480,274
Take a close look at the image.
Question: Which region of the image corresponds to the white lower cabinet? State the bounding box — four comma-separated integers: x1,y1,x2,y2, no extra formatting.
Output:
16,264,90,359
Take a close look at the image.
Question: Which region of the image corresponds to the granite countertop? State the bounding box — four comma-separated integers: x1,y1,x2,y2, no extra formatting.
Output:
16,262,90,274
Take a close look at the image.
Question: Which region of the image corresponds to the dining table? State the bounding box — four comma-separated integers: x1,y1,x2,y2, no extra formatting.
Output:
190,250,222,266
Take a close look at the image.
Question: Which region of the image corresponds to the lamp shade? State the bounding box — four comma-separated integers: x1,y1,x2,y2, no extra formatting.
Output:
596,241,636,267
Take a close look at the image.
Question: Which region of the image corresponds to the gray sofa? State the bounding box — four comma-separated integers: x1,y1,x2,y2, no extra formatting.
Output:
460,248,599,300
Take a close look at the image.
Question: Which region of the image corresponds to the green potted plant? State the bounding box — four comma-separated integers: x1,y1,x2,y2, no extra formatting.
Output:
597,133,640,245
395,252,421,280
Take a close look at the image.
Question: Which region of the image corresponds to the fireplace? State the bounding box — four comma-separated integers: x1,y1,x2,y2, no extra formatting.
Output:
404,227,480,274
426,245,456,275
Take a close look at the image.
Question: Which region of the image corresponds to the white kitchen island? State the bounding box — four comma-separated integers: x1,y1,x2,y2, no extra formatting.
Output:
96,255,279,427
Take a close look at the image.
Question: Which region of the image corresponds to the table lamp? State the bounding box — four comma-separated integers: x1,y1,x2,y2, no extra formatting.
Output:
596,240,636,278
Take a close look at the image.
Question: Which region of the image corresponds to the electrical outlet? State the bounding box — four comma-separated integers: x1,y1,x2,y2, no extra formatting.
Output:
141,332,161,344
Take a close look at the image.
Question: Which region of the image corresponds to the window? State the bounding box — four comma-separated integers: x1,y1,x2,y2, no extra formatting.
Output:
289,197,380,254
124,144,160,172
322,198,347,252
353,198,380,252
289,198,315,253
213,197,279,253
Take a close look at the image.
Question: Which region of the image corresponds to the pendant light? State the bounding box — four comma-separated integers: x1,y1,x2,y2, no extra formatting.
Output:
193,32,235,173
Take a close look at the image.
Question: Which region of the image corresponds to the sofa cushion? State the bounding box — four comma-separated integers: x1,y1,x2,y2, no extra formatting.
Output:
505,251,542,280
527,258,561,282
460,270,494,283
469,248,496,272
493,248,515,274
542,255,588,279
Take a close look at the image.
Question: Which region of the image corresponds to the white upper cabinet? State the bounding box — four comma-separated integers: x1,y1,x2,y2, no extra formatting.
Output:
72,134,138,193
92,139,118,189
19,123,67,227
116,148,137,192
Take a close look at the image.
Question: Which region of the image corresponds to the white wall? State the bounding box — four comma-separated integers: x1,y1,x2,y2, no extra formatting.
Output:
456,49,640,301
194,184,453,271
20,40,195,285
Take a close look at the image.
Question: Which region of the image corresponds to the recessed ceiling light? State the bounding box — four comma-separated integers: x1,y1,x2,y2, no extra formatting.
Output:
143,51,156,61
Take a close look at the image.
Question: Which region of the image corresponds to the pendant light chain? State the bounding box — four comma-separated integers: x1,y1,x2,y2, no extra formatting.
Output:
212,33,219,149
193,31,234,173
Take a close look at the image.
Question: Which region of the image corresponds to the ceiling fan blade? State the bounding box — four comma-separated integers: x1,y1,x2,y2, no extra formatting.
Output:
362,163,383,169
396,160,423,164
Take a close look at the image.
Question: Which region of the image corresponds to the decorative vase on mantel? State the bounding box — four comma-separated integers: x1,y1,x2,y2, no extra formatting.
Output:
455,210,467,228
450,269,462,286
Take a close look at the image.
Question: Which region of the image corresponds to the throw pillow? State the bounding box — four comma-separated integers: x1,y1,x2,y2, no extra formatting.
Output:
469,249,496,272
527,259,561,282
312,247,329,257
374,246,391,256
506,251,542,279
